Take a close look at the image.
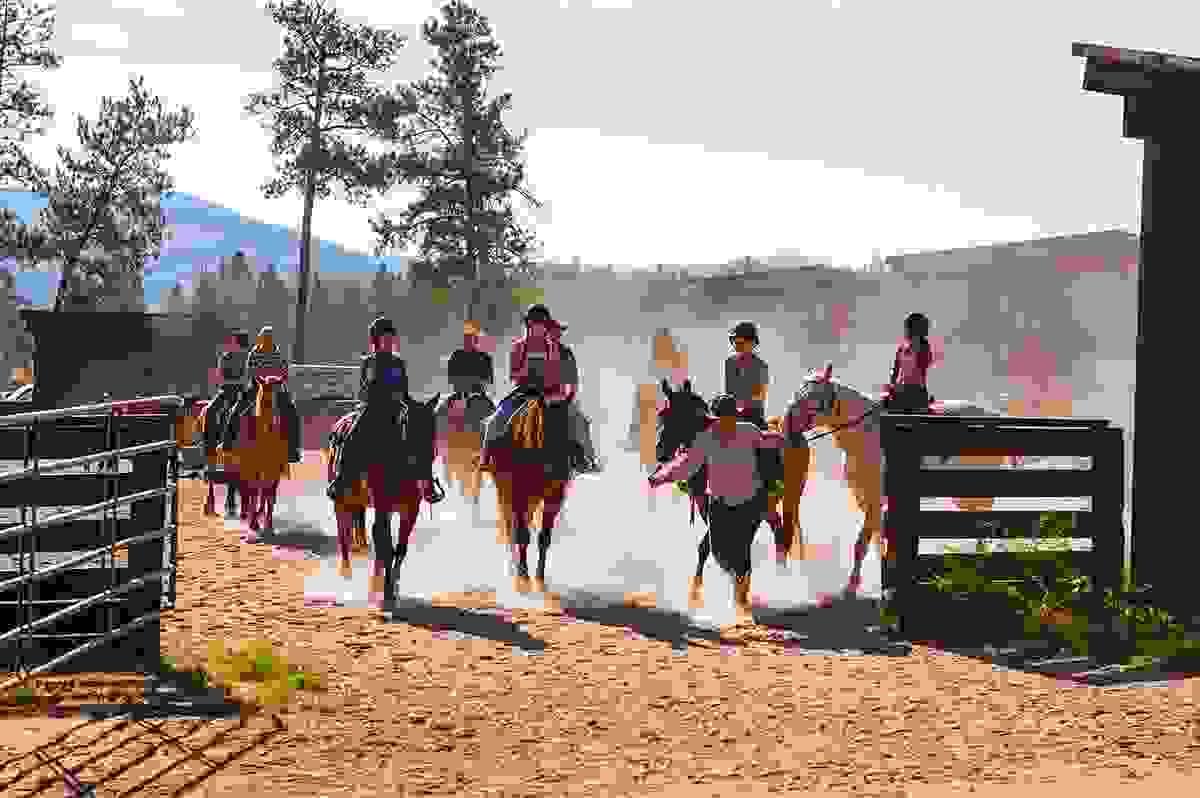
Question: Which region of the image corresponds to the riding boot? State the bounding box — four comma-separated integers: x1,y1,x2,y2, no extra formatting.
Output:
734,574,753,622
535,528,552,582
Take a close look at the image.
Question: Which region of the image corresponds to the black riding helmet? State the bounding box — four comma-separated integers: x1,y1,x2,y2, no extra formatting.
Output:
710,393,739,418
369,316,398,338
728,321,759,345
904,312,930,338
524,303,567,330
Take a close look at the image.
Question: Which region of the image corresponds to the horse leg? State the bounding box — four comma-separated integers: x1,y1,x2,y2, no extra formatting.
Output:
204,479,216,516
370,510,395,609
352,507,369,552
532,480,568,592
690,527,710,610
510,476,533,592
262,479,278,534
334,506,354,578
224,479,239,520
392,486,420,581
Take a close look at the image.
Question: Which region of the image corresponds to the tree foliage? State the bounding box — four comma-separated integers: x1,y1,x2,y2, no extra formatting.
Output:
367,0,542,323
0,0,62,147
244,0,408,361
2,75,195,310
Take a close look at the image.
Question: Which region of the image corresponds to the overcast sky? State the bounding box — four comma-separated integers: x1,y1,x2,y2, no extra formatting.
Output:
11,0,1184,269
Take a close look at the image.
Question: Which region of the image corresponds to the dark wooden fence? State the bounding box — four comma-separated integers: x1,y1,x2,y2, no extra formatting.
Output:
880,414,1126,643
0,397,180,680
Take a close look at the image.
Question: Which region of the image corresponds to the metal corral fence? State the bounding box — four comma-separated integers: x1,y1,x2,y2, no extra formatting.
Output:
881,413,1126,643
0,396,181,688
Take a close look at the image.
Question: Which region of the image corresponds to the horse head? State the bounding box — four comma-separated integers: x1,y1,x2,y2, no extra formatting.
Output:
656,377,710,463
787,361,837,435
402,393,441,467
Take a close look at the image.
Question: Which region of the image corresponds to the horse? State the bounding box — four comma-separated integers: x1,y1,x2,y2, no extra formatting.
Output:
220,371,292,539
785,362,1035,596
323,407,372,578
434,390,496,525
480,391,574,594
196,390,244,520
325,392,441,608
655,379,812,610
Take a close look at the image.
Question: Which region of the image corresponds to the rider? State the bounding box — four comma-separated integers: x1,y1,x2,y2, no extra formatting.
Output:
724,321,769,431
447,318,494,400
204,329,250,453
481,304,597,474
882,312,934,413
327,317,439,503
625,327,689,461
648,393,788,621
221,326,302,463
548,320,602,474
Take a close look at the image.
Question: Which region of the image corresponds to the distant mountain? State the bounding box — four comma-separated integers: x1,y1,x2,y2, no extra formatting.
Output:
0,190,409,308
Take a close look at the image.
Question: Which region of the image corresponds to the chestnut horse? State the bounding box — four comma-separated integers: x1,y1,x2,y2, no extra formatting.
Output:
434,391,496,525
325,393,441,608
222,372,291,540
323,408,371,579
480,394,572,594
654,379,812,609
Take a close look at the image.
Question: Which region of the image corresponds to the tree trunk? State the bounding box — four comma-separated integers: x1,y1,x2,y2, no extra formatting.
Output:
294,169,317,364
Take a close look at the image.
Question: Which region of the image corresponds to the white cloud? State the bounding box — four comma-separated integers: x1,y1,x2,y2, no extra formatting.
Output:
69,24,130,51
109,0,185,17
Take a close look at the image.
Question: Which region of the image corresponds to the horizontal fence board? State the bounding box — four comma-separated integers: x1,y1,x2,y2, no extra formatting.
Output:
882,428,1114,459
881,414,1111,429
900,468,1103,498
911,511,1081,539
0,418,175,461
910,550,1094,582
0,470,169,509
0,520,150,554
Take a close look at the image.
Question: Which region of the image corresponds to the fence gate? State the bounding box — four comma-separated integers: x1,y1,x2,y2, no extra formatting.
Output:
0,396,180,683
880,413,1125,641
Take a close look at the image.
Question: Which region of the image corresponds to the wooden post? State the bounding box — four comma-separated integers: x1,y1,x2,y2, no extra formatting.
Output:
1072,43,1198,621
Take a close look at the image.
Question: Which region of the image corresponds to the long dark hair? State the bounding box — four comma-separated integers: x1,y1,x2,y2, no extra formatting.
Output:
904,312,931,369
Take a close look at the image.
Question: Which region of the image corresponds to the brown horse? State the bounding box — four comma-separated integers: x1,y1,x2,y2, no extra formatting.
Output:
435,392,496,525
323,409,371,578
196,392,243,520
480,395,571,594
222,373,291,540
325,394,442,608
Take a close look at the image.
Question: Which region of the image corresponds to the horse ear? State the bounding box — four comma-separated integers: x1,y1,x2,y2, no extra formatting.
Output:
682,378,692,394
427,393,440,409
821,362,833,380
661,377,672,396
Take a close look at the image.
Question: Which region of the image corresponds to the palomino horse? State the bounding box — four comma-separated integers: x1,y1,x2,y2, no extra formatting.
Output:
325,393,441,608
481,393,573,594
197,390,243,520
221,372,292,540
323,407,372,578
435,391,496,525
655,379,812,609
785,363,1034,595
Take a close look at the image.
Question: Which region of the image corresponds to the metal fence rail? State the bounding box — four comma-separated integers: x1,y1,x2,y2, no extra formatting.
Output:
0,395,181,685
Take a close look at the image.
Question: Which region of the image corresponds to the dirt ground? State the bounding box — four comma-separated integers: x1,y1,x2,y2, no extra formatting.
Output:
2,479,1199,797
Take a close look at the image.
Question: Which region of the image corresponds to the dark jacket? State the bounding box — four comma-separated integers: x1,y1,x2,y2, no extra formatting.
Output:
218,350,248,387
447,349,494,392
358,351,409,406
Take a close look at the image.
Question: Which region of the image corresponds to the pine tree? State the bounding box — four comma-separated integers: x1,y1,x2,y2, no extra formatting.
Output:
244,0,409,364
367,0,543,329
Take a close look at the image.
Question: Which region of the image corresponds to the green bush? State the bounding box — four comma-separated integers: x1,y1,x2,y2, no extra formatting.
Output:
918,511,1200,666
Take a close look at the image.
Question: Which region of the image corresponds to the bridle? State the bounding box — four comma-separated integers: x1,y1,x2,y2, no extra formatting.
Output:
793,376,886,444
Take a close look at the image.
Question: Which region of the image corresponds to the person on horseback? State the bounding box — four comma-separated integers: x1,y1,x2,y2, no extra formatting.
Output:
481,304,599,474
547,320,603,474
327,317,439,503
223,326,302,463
447,319,494,400
647,393,788,622
625,327,689,461
204,329,250,452
882,312,935,413
725,321,769,431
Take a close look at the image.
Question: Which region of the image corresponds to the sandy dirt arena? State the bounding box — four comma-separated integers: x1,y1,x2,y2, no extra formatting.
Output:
0,476,1196,797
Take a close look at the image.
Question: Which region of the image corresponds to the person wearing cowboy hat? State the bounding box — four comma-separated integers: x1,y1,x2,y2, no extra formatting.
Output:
481,304,599,474
446,318,494,401
223,324,302,463
546,318,603,474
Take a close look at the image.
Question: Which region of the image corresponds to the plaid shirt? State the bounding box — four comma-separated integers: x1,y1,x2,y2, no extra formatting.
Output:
245,346,289,383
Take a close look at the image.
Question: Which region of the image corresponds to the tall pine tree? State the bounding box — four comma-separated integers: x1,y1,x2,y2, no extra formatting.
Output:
368,0,542,331
244,0,408,364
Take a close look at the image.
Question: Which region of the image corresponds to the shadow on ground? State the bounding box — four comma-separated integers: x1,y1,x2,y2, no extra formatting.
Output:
550,588,912,655
240,517,338,558
380,597,548,652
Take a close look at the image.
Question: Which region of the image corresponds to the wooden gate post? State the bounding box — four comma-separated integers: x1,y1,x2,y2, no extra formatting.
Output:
1072,43,1199,622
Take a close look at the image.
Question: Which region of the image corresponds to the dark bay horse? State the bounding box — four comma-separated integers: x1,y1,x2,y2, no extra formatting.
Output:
326,393,441,608
655,379,810,609
197,390,243,519
481,392,575,594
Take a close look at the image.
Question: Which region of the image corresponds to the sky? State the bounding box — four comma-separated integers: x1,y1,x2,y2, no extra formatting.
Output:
5,0,1180,271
